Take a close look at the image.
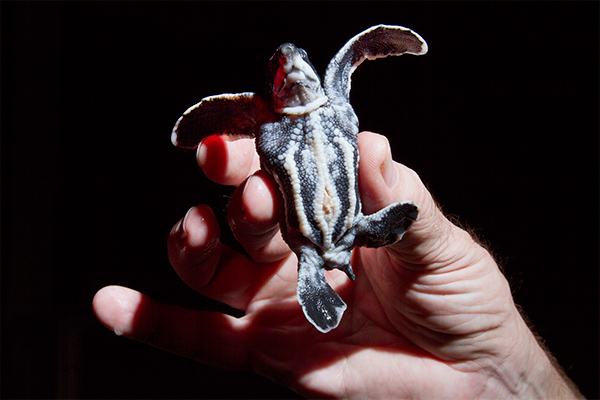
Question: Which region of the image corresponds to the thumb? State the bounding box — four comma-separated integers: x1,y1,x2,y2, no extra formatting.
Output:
357,131,479,268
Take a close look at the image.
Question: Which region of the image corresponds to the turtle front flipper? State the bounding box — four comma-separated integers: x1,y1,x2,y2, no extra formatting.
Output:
353,201,419,248
323,25,428,103
171,92,270,149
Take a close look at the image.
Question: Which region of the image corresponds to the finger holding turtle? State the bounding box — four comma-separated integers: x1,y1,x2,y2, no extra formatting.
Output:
225,170,290,264
195,135,260,187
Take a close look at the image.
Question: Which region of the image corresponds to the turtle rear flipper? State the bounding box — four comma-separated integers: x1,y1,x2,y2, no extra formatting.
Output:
354,201,419,248
324,25,428,103
171,92,270,149
297,251,347,333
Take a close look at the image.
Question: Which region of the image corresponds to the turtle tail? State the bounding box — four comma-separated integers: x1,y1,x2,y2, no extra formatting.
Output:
297,251,347,333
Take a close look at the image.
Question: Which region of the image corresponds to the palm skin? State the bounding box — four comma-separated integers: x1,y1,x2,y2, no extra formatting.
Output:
93,132,577,399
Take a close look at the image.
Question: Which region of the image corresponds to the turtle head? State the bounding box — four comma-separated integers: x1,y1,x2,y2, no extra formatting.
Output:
267,43,327,115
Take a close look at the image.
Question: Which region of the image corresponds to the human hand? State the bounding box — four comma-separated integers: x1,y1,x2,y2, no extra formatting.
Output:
93,132,581,399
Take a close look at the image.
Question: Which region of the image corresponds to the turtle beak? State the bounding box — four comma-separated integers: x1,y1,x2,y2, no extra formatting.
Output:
273,44,320,95
268,43,327,114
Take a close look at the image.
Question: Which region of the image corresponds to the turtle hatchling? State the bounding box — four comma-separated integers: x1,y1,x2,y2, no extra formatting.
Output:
172,25,428,333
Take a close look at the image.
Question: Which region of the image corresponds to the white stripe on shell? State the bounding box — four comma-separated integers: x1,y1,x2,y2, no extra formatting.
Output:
308,111,341,248
283,141,313,240
334,130,357,230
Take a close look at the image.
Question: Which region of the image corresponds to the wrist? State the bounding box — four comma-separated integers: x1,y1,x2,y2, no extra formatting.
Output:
482,311,582,399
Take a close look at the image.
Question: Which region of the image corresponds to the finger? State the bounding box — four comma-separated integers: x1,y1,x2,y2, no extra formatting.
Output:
357,132,482,267
196,135,260,186
357,131,432,214
226,170,291,264
167,205,295,311
92,286,250,369
167,204,223,291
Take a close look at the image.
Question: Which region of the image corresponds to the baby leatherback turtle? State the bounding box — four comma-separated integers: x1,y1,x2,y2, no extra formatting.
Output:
172,25,428,333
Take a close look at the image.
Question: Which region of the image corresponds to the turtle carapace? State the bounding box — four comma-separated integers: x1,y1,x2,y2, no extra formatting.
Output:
172,25,427,333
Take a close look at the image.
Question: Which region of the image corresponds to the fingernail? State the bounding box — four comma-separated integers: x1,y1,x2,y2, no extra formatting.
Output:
181,206,197,236
382,148,398,189
197,142,208,168
242,174,270,200
241,175,254,198
238,175,264,223
171,206,195,239
236,176,255,220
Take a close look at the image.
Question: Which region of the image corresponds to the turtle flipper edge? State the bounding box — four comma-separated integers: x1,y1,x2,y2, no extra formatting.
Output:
171,92,270,149
324,25,428,102
297,251,347,333
354,201,419,248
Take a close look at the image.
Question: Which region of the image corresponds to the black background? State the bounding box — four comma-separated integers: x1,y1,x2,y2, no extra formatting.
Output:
3,2,598,399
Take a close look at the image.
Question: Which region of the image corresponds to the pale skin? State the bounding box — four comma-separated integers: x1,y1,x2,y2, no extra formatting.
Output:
93,132,582,399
